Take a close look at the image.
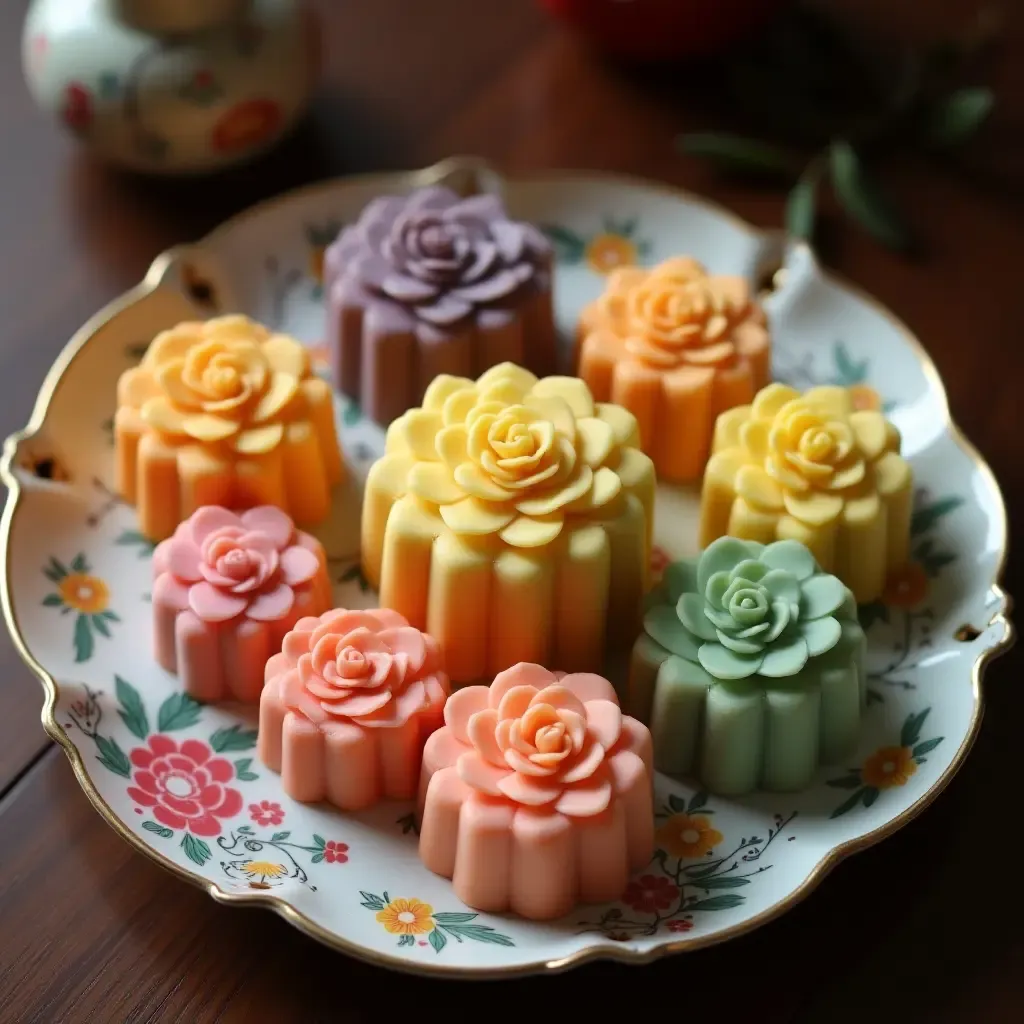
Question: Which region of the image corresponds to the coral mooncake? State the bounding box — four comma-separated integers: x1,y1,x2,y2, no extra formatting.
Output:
258,608,449,811
699,382,912,604
361,363,656,685
115,315,344,542
153,506,332,703
323,186,556,425
576,257,771,482
418,663,654,921
629,538,866,795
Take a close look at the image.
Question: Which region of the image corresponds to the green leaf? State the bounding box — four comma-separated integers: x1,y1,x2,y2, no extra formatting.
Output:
398,934,415,947
359,891,384,908
433,912,478,923
271,831,290,842
209,724,258,752
696,875,751,889
926,88,994,147
428,928,447,954
91,614,110,638
832,340,868,385
236,825,254,835
687,791,708,813
94,734,131,777
901,708,931,747
70,553,88,573
912,737,943,757
233,758,258,781
678,133,797,179
312,834,326,849
862,787,880,808
157,692,202,732
540,224,585,263
923,552,957,576
667,793,688,813
786,171,819,241
311,852,324,864
115,675,149,740
73,615,94,663
858,601,889,630
44,556,69,581
867,688,884,706
103,610,121,622
686,894,746,912
911,496,963,536
829,141,910,250
439,924,515,946
181,834,212,866
42,594,63,607
115,530,156,556
142,820,173,839
830,788,867,819
342,402,362,427
827,774,863,789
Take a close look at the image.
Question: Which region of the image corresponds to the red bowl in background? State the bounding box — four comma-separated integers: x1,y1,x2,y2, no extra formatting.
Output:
537,0,790,61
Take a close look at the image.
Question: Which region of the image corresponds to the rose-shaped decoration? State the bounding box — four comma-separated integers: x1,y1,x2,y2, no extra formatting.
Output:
152,506,332,703
699,383,913,603
576,258,771,482
259,608,449,810
324,187,557,425
630,537,866,795
115,315,344,541
417,663,654,920
362,362,655,683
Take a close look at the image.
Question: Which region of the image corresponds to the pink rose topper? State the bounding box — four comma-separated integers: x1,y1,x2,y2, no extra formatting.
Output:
444,663,629,818
281,609,448,727
155,506,321,623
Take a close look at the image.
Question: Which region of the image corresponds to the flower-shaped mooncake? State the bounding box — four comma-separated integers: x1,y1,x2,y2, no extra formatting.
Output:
324,186,556,425
115,315,345,541
699,382,912,604
153,506,332,703
576,257,771,482
361,362,656,683
418,663,653,920
259,608,449,810
629,537,866,795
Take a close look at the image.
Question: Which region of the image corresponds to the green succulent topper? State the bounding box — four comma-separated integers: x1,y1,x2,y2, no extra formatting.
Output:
644,537,857,681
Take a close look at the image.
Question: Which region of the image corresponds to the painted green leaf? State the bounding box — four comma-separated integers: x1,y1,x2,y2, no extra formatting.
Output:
830,788,866,819
858,601,889,630
70,553,88,573
922,552,957,576
233,758,258,781
47,556,70,580
157,692,202,732
142,820,173,839
42,594,63,607
861,787,880,808
115,675,149,740
696,876,750,889
428,928,447,954
359,890,384,908
678,133,797,179
786,172,818,241
867,688,884,706
115,529,156,556
439,923,515,946
832,340,868,385
94,734,131,777
912,737,943,757
667,793,688,813
926,88,994,147
311,852,324,864
433,912,478,924
103,610,121,622
686,894,746,912
900,707,930,747
91,614,111,639
271,831,290,842
687,791,708,813
540,224,585,263
827,774,862,789
209,724,258,752
398,934,415,947
181,834,212,866
910,496,963,536
830,141,910,250
312,834,326,849
342,402,362,427
73,615,94,663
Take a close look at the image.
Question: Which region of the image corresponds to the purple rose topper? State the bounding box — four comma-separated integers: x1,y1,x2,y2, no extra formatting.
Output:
326,186,551,328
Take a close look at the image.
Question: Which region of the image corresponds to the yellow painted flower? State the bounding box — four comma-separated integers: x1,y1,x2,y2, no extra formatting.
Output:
586,233,638,274
59,573,109,614
376,897,435,935
242,860,286,878
655,813,723,859
862,746,917,789
381,363,652,549
882,562,929,609
119,315,311,454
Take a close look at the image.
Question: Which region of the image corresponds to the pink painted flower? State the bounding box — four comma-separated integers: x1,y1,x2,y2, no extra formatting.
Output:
443,663,631,818
666,917,693,933
127,735,242,837
281,608,448,727
154,506,322,624
249,799,284,826
323,840,349,864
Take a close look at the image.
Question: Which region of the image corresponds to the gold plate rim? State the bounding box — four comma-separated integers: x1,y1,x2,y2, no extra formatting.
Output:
0,157,1014,979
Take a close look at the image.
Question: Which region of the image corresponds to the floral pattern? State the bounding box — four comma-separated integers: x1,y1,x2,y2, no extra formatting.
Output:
211,98,282,153
42,553,119,662
249,800,284,826
543,217,652,274
361,891,514,952
827,709,944,818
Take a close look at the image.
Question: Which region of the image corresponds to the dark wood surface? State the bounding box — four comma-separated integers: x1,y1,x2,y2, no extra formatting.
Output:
1,0,1022,1020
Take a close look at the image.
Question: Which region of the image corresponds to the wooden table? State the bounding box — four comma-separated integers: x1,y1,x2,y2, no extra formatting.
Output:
1,0,1022,1019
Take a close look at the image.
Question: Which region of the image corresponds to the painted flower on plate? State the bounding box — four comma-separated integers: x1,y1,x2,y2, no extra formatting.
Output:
862,746,917,789
280,608,448,727
622,874,678,913
376,897,435,935
656,813,723,859
126,735,242,837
